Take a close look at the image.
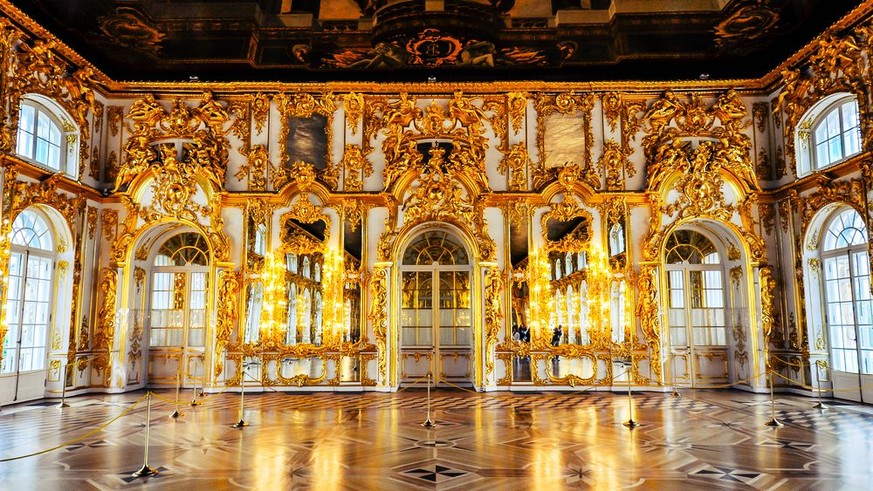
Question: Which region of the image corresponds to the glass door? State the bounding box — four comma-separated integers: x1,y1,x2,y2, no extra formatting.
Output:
400,268,472,385
399,230,473,386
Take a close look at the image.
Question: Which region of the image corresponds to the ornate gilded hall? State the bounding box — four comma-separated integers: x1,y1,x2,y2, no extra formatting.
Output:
1,0,873,488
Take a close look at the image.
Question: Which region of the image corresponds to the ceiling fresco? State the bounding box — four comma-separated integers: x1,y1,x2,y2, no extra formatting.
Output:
6,0,861,82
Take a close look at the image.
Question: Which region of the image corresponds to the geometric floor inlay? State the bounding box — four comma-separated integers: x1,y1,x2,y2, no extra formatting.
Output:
403,464,468,483
1,388,872,489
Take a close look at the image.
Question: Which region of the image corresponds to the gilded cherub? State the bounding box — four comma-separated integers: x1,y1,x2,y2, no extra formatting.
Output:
126,94,163,134
644,90,682,131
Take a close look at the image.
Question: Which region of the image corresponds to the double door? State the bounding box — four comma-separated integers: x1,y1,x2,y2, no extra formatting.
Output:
666,267,729,386
1,251,53,402
400,268,472,385
147,270,208,386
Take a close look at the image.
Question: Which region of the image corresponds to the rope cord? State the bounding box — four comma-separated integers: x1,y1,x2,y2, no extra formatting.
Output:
0,392,150,463
395,374,429,393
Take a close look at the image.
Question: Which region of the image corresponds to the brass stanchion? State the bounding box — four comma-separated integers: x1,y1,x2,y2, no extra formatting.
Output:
132,392,158,478
813,361,828,411
421,372,435,428
58,362,71,409
764,370,783,427
190,361,200,407
670,352,681,397
623,370,639,429
231,362,249,428
169,371,182,418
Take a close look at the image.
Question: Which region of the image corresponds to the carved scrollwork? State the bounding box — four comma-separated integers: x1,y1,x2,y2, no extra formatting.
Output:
483,266,505,381
340,144,373,192
368,265,389,385
497,142,530,191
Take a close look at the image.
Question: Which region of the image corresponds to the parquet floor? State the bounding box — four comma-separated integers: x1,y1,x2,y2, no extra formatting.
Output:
1,388,872,490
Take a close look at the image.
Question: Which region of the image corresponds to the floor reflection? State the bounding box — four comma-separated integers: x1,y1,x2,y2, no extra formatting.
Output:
0,389,872,489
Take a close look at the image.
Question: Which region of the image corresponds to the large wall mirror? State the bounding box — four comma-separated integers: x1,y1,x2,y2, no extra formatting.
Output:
280,216,327,347
508,212,532,382
242,201,270,345
541,198,597,385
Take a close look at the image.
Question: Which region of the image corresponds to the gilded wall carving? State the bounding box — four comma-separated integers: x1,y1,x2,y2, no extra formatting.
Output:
2,3,873,395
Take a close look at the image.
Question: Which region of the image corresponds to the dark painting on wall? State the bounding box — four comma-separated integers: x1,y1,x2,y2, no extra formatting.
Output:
286,114,328,169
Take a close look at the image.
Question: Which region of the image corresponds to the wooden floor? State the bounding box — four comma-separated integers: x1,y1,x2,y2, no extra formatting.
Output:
0,388,871,490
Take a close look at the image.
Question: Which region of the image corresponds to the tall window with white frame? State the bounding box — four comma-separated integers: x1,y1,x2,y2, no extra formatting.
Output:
821,208,873,376
148,232,210,383
16,100,65,172
1,209,56,401
812,97,861,170
665,229,727,385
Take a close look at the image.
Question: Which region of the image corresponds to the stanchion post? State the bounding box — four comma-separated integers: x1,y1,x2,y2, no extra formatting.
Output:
764,369,783,427
813,360,828,411
670,352,681,397
232,362,247,428
169,371,181,418
132,392,158,478
623,369,639,429
58,362,71,409
421,372,435,428
190,358,200,407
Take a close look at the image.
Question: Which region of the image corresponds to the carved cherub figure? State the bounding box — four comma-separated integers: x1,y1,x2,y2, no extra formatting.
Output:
644,90,682,131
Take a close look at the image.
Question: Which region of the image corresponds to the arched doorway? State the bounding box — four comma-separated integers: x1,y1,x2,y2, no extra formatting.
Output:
819,207,872,402
0,209,57,402
399,230,473,386
664,228,730,386
145,231,211,386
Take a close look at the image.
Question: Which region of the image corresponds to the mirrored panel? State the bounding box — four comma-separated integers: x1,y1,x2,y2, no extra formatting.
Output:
541,199,593,350
280,215,327,347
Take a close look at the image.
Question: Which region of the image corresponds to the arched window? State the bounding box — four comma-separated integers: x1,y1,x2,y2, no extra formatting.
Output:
812,98,861,169
821,208,872,375
797,95,862,175
665,230,726,349
2,210,55,378
149,232,210,349
15,98,77,175
401,230,469,266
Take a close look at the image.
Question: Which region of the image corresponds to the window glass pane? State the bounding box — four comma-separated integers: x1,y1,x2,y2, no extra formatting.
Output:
16,131,33,159
35,138,49,164
828,136,842,162
19,104,35,132
815,142,829,168
826,110,840,138
47,143,61,169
